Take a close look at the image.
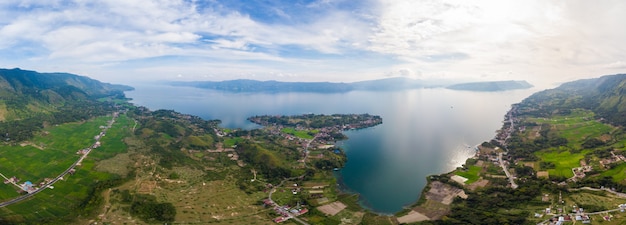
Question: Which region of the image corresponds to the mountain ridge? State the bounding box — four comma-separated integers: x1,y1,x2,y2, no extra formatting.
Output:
0,68,133,121
445,80,533,91
169,77,532,93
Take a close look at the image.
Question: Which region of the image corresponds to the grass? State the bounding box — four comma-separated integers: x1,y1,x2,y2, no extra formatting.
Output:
0,114,129,223
223,137,243,148
535,148,589,177
568,192,624,211
602,163,626,183
527,110,615,147
281,127,314,139
454,165,481,184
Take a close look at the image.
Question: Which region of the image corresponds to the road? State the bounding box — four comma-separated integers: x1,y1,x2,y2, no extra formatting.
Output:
0,112,119,208
266,135,317,225
499,152,518,189
267,177,310,225
537,207,623,225
301,135,318,168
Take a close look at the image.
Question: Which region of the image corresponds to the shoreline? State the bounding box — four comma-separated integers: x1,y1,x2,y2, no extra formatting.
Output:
340,142,480,216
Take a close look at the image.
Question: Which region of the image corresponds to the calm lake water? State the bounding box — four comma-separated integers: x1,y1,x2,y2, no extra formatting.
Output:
125,84,536,214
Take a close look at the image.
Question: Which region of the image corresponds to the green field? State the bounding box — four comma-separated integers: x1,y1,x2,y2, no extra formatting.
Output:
0,114,130,223
223,137,244,148
454,165,481,184
281,127,314,139
602,163,626,183
535,149,588,177
528,110,614,146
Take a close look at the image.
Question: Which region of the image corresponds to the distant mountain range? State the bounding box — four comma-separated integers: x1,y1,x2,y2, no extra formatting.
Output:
170,78,533,93
0,68,133,121
445,80,533,91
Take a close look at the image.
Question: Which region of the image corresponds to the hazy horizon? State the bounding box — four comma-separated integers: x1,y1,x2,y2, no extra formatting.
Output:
1,1,626,88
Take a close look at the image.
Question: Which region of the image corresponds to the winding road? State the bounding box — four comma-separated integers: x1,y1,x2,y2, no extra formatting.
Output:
266,135,318,225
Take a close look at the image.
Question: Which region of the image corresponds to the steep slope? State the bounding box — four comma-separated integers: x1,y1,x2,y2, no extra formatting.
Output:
0,68,133,121
517,74,626,126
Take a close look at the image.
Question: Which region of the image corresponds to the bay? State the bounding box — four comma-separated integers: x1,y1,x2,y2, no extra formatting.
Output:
125,84,536,214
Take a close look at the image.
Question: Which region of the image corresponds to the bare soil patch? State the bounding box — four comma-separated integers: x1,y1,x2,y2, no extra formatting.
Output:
397,210,430,224
425,181,467,205
317,201,347,216
468,179,489,191
137,180,157,194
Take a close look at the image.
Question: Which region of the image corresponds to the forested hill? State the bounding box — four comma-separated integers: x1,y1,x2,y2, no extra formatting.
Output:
516,73,626,126
1,68,134,142
0,68,133,98
0,68,133,121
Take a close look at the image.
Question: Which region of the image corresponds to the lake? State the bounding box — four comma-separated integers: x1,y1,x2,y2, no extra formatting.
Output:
125,84,536,214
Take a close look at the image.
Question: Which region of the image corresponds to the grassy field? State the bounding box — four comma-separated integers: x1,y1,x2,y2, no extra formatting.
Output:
223,137,244,148
454,165,481,184
602,163,626,183
0,114,130,223
527,110,615,146
281,127,314,139
535,149,589,177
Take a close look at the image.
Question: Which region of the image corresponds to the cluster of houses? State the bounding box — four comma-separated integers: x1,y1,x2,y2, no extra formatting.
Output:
542,206,591,224
599,151,626,169
569,160,593,181
262,199,309,223
4,176,39,193
3,176,19,184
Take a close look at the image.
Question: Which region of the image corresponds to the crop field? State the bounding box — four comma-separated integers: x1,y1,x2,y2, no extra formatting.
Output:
528,110,615,146
602,163,626,183
281,127,314,139
535,149,589,177
568,192,625,210
0,114,129,223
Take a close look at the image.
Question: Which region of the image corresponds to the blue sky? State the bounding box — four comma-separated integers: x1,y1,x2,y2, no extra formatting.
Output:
1,0,625,87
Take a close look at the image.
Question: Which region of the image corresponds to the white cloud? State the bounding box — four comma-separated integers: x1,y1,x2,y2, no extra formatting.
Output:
365,0,626,85
1,0,625,85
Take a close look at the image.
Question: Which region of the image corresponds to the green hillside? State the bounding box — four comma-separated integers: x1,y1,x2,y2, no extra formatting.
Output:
0,68,133,142
0,68,133,121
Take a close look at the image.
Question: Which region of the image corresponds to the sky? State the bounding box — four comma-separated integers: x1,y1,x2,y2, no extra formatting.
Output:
0,0,625,88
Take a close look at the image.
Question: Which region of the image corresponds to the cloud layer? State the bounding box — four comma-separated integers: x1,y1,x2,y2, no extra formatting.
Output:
0,0,625,86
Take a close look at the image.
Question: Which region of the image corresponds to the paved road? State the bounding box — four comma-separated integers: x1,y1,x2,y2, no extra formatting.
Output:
499,152,518,189
0,113,119,208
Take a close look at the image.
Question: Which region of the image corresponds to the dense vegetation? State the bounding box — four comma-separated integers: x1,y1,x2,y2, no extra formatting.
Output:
431,73,626,224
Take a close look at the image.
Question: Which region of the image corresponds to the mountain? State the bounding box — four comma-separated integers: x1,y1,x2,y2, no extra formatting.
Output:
445,80,533,91
516,73,626,126
169,77,446,93
0,68,133,121
172,79,352,92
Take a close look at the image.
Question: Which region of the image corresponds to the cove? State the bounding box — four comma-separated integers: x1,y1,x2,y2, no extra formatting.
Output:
125,84,535,213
